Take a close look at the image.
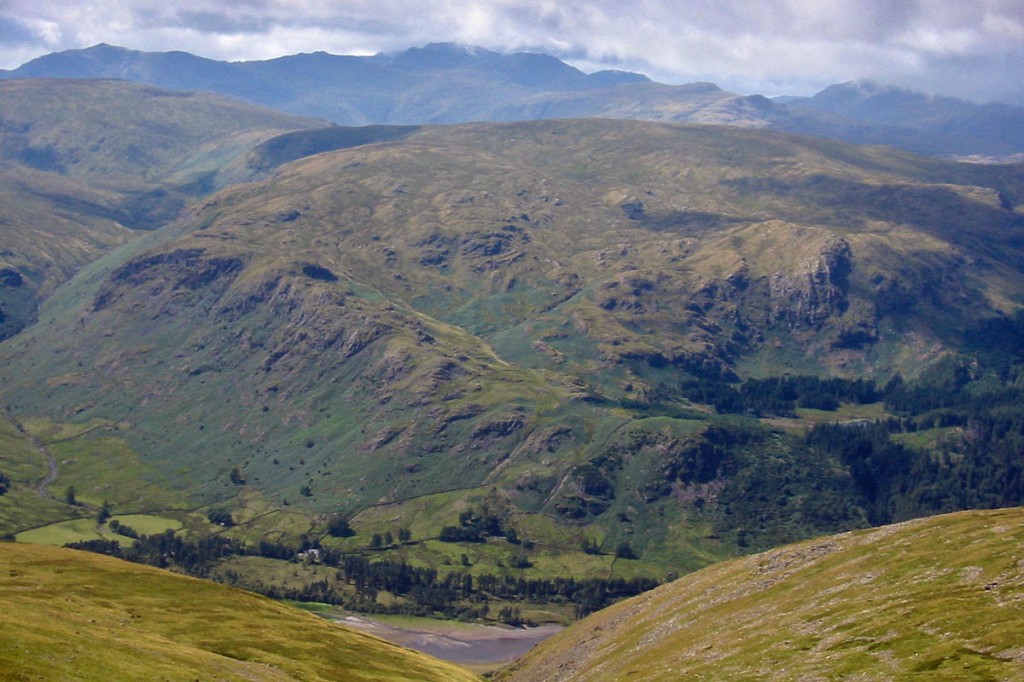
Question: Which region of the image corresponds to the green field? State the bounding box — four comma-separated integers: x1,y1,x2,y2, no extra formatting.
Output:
16,514,182,546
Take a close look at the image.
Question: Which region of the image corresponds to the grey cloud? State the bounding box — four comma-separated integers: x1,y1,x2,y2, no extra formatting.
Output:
166,11,271,35
0,16,36,44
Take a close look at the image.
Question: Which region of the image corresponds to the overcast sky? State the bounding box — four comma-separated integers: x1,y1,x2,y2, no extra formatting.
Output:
2,1,1022,103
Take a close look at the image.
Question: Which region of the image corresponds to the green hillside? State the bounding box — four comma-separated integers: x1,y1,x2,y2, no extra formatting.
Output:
499,507,1024,681
0,118,1019,569
3,115,1024,615
0,541,479,681
0,79,322,189
0,79,321,338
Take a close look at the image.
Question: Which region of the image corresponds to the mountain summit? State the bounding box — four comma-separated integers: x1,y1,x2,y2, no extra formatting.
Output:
5,44,1023,157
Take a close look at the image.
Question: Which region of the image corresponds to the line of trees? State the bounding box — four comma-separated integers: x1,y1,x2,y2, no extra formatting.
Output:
804,354,1024,525
806,413,1024,526
679,375,880,416
67,530,657,620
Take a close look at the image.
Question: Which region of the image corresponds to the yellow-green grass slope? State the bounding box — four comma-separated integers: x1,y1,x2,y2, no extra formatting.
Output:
0,542,479,681
500,507,1024,681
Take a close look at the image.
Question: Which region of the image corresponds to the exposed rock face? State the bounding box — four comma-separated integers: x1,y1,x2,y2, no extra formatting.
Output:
766,237,851,329
93,248,246,311
301,263,338,282
0,268,25,288
620,197,646,220
472,415,525,439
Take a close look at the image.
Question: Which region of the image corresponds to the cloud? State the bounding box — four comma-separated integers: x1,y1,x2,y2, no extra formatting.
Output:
1,0,1021,103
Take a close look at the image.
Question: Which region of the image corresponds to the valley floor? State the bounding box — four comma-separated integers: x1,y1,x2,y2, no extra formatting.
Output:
331,613,563,673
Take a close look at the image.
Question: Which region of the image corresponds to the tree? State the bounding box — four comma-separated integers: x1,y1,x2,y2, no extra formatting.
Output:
229,467,245,485
509,553,532,568
0,472,9,495
498,606,523,626
64,486,77,506
370,533,383,549
207,509,235,526
326,515,354,538
97,500,111,524
614,541,637,559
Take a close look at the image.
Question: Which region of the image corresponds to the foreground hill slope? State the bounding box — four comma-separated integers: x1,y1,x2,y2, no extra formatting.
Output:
2,119,1023,565
0,542,479,681
499,507,1024,681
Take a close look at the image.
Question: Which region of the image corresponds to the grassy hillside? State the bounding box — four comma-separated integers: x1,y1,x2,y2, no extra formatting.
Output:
0,79,322,189
2,118,1024,602
0,79,322,337
499,507,1024,681
0,541,479,681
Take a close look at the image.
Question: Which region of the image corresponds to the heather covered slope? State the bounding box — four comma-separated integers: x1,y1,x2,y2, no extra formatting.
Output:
2,118,1023,571
0,79,322,337
0,542,480,681
499,507,1024,681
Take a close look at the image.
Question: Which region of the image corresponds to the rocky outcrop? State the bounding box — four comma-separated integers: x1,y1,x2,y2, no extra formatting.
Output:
93,248,245,311
0,268,25,288
766,236,851,329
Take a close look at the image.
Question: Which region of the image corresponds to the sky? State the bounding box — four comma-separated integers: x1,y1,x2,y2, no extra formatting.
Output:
1,0,1022,104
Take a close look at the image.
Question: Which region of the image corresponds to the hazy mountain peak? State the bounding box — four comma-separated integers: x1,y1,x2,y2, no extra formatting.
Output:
85,42,126,52
679,81,726,94
389,41,499,69
4,43,1023,156
815,79,922,103
587,69,652,86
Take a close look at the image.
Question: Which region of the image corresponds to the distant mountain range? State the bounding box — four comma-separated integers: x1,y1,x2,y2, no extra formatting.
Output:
4,42,1023,159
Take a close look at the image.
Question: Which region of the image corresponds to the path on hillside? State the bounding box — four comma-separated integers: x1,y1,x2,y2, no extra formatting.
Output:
3,408,59,500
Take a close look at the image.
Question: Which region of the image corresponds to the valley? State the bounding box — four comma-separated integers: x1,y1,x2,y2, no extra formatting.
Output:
0,67,1023,680
332,613,563,674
